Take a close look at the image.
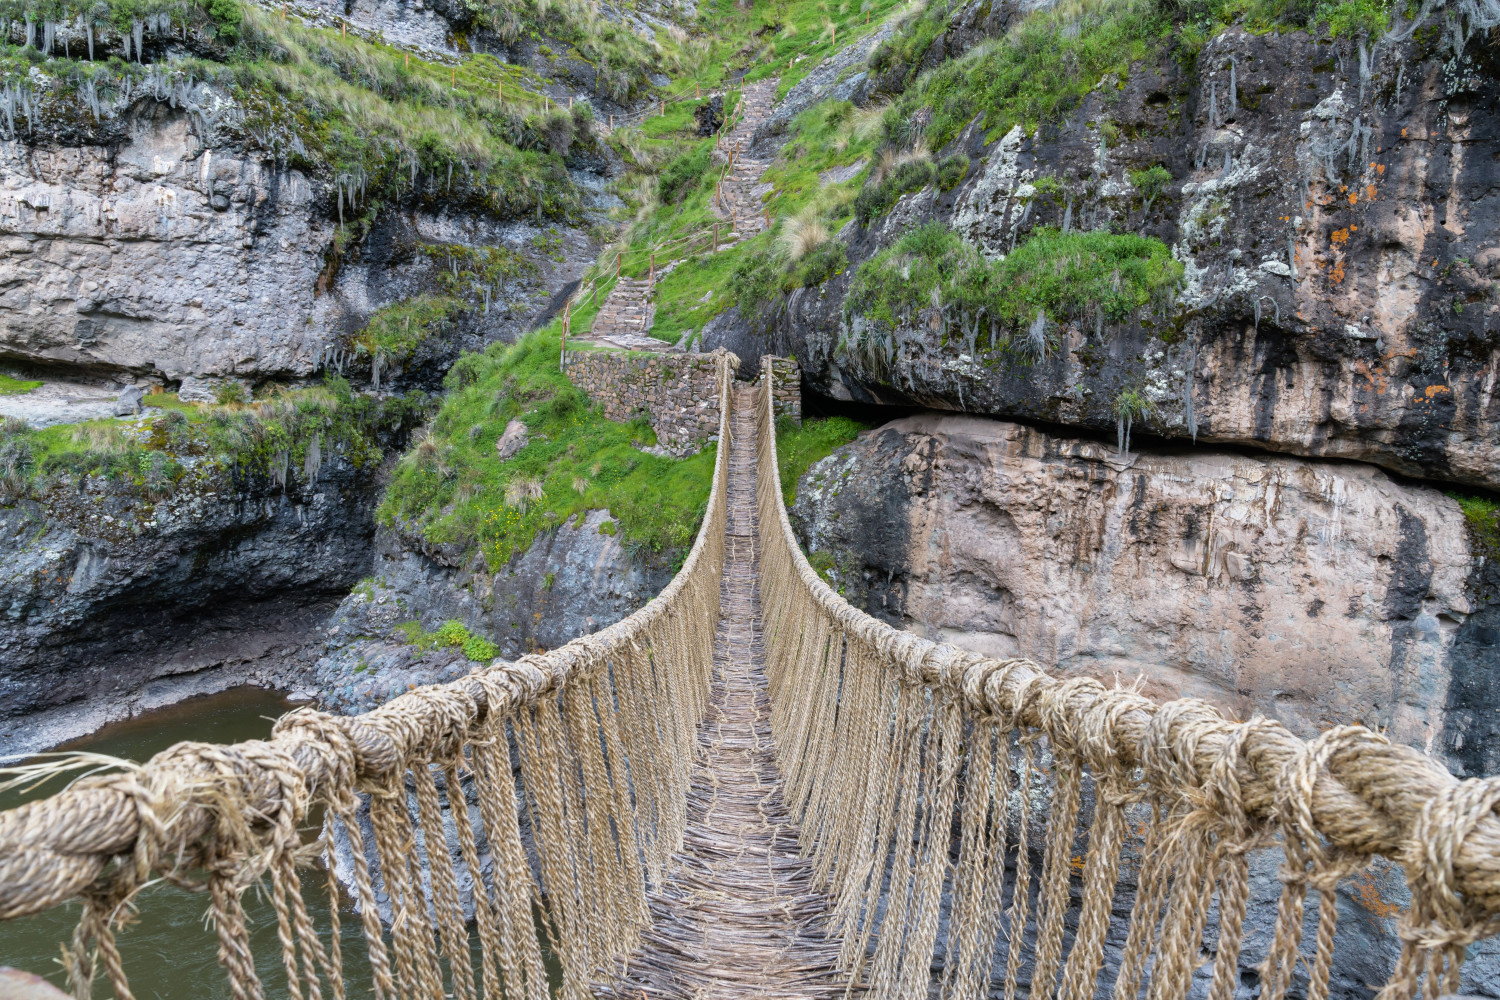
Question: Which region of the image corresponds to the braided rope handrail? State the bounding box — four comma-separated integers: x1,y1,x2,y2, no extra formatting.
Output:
750,367,1500,1000
0,350,738,999
7,352,1500,1000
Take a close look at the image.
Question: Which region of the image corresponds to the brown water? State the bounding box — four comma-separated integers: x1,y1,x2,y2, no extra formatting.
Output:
0,687,553,998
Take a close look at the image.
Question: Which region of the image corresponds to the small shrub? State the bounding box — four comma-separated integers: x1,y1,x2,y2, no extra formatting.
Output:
213,382,248,406
935,153,969,191
657,144,712,205
794,240,848,287
854,157,935,224
1451,493,1500,563
1129,165,1172,212
399,619,500,661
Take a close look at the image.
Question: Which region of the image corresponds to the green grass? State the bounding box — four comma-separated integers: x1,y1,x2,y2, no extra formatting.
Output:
378,322,719,570
878,0,1406,159
650,245,746,346
0,379,427,498
845,223,1181,362
355,294,461,370
0,374,42,395
397,619,500,661
1451,493,1500,563
0,4,589,221
774,415,868,507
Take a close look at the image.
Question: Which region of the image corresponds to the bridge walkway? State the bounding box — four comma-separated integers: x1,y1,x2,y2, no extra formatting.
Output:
595,384,850,1000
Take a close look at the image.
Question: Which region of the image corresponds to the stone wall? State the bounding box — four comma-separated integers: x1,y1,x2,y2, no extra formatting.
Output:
761,355,802,423
563,348,738,456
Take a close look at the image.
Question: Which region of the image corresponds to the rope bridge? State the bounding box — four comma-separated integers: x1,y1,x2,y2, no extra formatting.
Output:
4,355,1500,1000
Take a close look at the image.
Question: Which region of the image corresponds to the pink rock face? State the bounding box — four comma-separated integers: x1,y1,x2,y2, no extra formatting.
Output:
791,413,1491,760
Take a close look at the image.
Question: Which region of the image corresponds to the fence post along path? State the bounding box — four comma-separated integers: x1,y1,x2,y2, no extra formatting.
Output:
0,352,737,1000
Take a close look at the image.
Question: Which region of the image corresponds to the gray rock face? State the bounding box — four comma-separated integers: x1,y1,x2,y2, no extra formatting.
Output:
311,510,671,714
0,105,597,393
0,449,400,751
779,24,1500,491
790,413,1498,764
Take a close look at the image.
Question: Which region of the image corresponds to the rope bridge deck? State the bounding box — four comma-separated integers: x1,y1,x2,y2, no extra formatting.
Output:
3,356,1500,1000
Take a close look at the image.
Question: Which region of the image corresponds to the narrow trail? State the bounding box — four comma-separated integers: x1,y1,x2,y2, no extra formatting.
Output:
594,385,851,1000
585,79,781,350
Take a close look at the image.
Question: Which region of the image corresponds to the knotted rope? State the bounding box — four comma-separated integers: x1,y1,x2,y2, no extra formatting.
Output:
6,353,1500,1000
748,368,1500,1000
0,352,737,1000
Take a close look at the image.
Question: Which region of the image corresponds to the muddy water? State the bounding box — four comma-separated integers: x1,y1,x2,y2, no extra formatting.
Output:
0,687,546,998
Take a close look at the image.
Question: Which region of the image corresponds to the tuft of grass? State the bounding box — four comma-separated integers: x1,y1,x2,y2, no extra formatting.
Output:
774,416,869,507
0,374,42,395
398,619,501,661
378,322,718,569
1451,493,1500,563
847,223,1181,347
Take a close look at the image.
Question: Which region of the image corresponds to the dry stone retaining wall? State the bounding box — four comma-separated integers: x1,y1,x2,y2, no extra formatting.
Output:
564,348,739,457
761,355,801,423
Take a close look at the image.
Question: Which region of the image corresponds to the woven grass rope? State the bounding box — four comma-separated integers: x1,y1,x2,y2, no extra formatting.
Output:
750,375,1500,1000
3,351,1500,1000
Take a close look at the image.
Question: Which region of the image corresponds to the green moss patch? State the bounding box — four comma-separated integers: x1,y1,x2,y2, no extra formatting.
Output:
0,374,42,395
845,223,1180,361
1452,493,1500,563
397,619,500,661
774,415,868,507
0,379,427,501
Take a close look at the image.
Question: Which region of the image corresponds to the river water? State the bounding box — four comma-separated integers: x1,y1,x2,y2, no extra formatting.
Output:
0,687,550,998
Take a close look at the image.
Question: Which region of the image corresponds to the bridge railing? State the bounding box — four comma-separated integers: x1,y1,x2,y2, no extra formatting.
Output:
751,370,1500,1000
0,351,739,1000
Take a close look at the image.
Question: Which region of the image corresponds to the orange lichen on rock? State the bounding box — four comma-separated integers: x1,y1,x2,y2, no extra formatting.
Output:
1348,870,1404,919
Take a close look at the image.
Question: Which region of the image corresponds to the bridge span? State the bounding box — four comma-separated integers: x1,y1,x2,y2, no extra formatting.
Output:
3,357,1500,1000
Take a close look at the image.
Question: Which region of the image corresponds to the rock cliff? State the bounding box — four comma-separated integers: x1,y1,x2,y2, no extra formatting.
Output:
770,13,1500,492
308,510,672,713
0,441,391,753
0,104,601,394
791,413,1500,775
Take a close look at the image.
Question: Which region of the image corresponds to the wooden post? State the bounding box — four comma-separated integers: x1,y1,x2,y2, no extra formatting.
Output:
660,98,666,116
715,182,721,208
560,302,570,371
568,95,573,110
451,66,456,88
649,252,655,283
544,95,549,113
616,255,621,278
713,222,719,250
832,24,836,43
404,52,409,69
609,113,614,129
340,19,345,37
696,82,701,99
